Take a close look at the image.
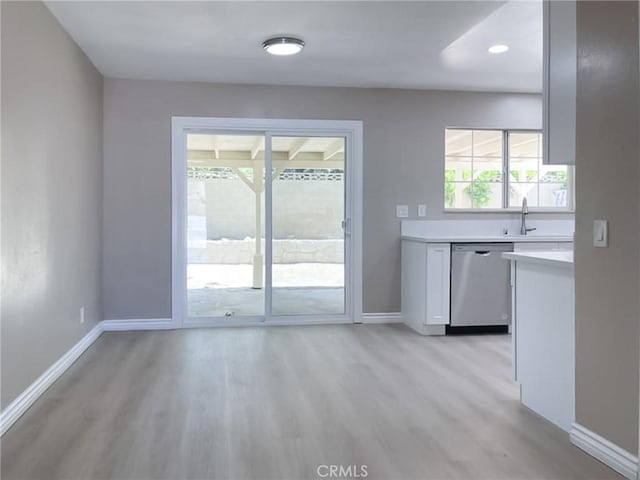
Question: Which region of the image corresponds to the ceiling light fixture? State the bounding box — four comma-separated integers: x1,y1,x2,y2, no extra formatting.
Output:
488,44,509,54
262,36,305,56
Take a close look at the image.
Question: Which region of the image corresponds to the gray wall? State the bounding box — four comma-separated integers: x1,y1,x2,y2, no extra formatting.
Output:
1,2,103,409
574,2,640,453
103,79,548,319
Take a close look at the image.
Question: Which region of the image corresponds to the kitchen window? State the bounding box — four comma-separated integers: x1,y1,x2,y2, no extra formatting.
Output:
444,129,573,211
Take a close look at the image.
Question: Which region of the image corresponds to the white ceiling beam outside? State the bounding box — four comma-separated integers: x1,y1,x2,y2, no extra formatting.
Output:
188,158,345,170
250,138,263,160
287,138,310,161
189,149,345,162
447,135,502,157
323,139,345,161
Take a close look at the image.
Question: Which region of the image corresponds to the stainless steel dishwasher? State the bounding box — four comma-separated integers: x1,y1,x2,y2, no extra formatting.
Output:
450,243,513,326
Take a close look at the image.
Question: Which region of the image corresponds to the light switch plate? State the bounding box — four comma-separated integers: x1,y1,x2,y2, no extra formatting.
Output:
396,205,409,218
417,204,427,217
593,219,608,247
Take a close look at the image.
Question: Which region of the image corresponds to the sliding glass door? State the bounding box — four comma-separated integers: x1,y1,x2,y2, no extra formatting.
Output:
186,133,265,319
270,136,346,316
176,120,358,326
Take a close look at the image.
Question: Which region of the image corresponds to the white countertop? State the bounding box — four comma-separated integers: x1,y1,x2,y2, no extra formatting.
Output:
502,250,574,268
401,219,575,241
401,235,573,243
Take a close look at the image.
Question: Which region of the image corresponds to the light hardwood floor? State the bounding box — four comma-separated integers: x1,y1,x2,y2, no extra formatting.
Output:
1,325,619,480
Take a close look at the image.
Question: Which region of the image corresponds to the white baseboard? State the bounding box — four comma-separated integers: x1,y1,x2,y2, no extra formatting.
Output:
183,317,353,328
0,322,104,436
106,316,397,329
102,318,174,331
570,423,639,479
361,312,403,324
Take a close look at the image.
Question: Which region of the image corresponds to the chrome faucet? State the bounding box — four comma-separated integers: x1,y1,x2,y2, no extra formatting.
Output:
520,197,537,235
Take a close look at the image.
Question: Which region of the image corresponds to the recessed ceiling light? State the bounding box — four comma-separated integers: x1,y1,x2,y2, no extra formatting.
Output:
488,44,509,54
262,37,305,56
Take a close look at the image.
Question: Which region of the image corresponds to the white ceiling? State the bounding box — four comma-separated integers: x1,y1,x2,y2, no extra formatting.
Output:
45,1,543,93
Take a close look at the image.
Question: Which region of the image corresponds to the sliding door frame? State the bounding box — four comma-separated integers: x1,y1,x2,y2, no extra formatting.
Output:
171,116,363,328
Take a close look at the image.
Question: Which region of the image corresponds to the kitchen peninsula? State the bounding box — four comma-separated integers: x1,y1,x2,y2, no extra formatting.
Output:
503,250,575,432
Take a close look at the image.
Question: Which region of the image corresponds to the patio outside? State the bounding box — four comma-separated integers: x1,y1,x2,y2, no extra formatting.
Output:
187,134,346,318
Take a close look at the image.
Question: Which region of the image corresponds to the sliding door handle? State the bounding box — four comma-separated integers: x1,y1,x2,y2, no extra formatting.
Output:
341,218,352,236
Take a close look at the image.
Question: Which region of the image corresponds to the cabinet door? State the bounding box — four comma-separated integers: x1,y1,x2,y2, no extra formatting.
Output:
543,0,576,165
426,244,450,325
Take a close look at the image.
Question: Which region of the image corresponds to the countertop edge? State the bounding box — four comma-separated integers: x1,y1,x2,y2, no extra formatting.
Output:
401,235,574,243
502,251,574,268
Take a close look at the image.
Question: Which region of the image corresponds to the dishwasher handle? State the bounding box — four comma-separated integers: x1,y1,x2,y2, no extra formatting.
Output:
452,243,514,253
475,251,491,256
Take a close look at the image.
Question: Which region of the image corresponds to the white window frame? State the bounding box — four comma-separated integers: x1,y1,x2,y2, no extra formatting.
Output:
171,116,363,329
444,128,575,213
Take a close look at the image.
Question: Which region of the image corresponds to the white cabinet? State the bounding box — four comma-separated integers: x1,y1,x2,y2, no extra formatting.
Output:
543,0,576,165
401,240,427,332
511,241,572,380
401,240,450,335
510,256,575,431
401,239,572,337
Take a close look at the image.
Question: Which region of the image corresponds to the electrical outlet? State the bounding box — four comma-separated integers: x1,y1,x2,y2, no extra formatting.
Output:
80,306,85,324
417,204,427,217
396,205,409,218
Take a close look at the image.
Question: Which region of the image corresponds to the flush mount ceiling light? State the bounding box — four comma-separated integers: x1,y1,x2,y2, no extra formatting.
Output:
262,37,305,56
488,44,510,54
